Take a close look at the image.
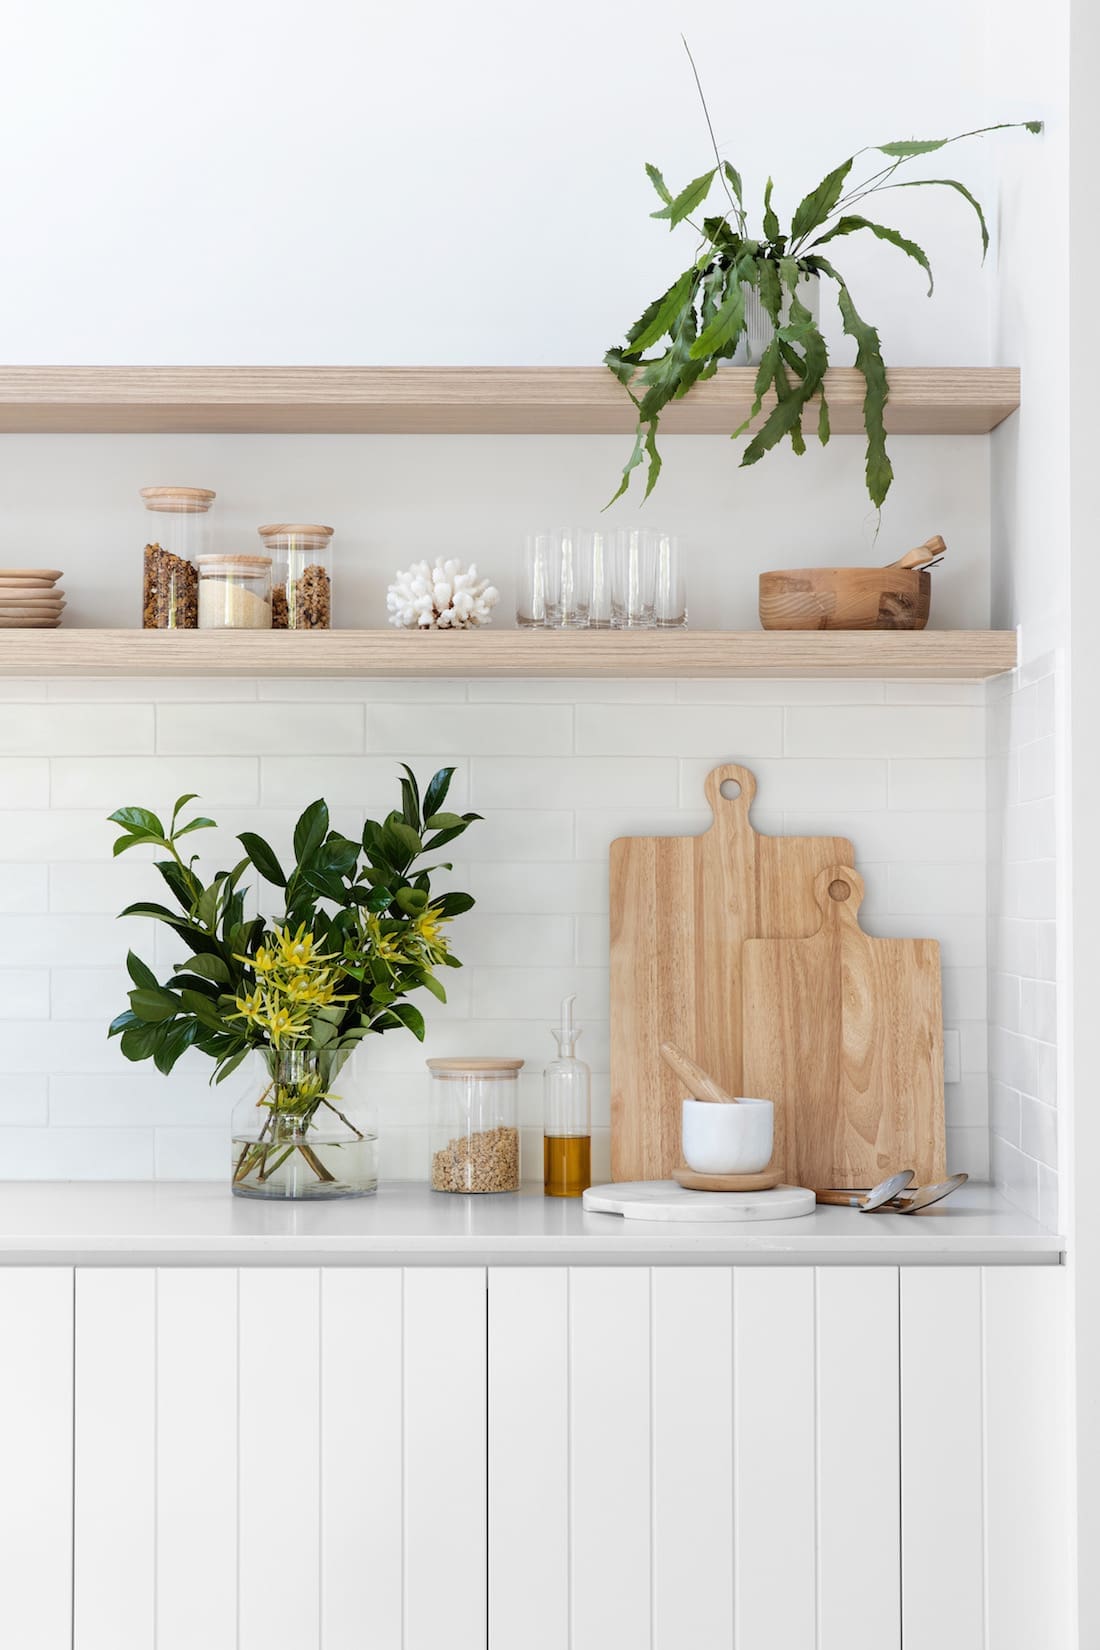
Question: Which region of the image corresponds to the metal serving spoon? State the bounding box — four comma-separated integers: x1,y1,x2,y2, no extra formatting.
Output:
815,1170,915,1211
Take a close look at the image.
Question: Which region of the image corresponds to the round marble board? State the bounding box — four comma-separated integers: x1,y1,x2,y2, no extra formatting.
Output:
583,1180,816,1222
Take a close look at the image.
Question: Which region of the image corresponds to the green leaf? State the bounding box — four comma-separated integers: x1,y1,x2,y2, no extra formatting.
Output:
213,1047,250,1085
112,833,146,858
398,763,421,829
154,1019,200,1075
125,950,159,992
424,812,464,831
108,1008,140,1038
732,335,782,438
395,887,429,915
876,138,949,157
108,806,164,838
433,891,475,918
789,159,853,242
650,167,715,227
763,177,780,242
389,821,422,860
817,257,894,507
129,986,181,1024
423,768,455,820
180,989,227,1031
170,793,199,828
884,177,989,257
391,1002,426,1041
238,831,287,887
722,161,743,207
689,275,746,358
641,423,663,500
155,858,199,912
645,161,672,205
174,816,216,839
120,1022,160,1061
293,799,329,866
810,214,934,294
420,973,447,1004
180,952,231,985
195,881,220,931
625,268,697,354
756,258,783,325
606,422,647,508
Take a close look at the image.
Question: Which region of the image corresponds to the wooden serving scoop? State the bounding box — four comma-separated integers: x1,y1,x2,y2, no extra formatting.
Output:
886,534,946,572
659,1041,738,1103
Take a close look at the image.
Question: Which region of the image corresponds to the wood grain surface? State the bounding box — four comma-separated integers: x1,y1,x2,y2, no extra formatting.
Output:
742,865,945,1189
610,765,852,1182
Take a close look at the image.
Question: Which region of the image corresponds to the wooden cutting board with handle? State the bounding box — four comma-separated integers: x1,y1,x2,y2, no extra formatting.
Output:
741,865,945,1189
610,763,853,1181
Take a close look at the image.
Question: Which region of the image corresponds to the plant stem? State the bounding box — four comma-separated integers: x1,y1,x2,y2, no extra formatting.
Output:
681,35,744,232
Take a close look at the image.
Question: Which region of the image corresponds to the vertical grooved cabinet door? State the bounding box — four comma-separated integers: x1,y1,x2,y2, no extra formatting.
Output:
404,1268,487,1650
816,1267,901,1650
734,1268,816,1649
74,1268,156,1650
900,1268,983,1650
488,1267,568,1650
157,1268,238,1650
651,1268,734,1649
239,1268,321,1650
0,1268,73,1650
570,1267,651,1650
984,1266,1071,1650
321,1269,403,1650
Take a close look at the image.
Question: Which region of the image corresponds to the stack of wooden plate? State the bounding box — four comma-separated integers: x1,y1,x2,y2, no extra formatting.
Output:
0,568,65,628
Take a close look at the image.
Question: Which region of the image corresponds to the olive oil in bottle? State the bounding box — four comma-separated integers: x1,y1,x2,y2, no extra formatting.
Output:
543,994,592,1198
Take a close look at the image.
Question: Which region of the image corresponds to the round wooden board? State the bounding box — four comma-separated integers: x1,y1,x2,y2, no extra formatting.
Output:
672,1166,781,1192
582,1181,815,1222
0,568,63,581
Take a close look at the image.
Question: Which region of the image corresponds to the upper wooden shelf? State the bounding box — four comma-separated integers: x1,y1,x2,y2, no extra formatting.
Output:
0,629,1016,679
0,366,1019,435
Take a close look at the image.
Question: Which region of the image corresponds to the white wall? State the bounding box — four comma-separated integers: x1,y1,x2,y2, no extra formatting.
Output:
1,0,1006,367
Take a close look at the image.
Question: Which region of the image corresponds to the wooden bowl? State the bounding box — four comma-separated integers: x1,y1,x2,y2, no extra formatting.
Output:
758,566,931,631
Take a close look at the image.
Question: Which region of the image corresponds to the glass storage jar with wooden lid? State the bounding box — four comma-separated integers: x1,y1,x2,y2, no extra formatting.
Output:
141,486,215,629
428,1057,523,1193
197,554,273,630
259,523,334,629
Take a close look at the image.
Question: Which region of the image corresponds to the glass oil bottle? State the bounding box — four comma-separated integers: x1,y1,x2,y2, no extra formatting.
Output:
543,994,592,1197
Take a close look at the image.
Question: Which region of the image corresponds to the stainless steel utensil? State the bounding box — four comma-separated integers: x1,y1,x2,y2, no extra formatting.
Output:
886,1172,969,1214
815,1170,915,1211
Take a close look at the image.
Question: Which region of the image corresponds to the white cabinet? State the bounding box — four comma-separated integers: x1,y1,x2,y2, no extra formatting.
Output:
72,1266,486,1650
488,1264,1070,1650
0,1268,73,1650
0,1258,1068,1650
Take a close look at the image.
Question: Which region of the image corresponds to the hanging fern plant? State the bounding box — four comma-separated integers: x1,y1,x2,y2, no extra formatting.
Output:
606,45,1039,509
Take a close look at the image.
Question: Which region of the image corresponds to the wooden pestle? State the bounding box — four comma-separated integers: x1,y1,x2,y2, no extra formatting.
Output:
659,1041,738,1103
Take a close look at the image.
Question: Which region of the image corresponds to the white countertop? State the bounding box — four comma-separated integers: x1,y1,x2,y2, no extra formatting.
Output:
0,1181,1063,1264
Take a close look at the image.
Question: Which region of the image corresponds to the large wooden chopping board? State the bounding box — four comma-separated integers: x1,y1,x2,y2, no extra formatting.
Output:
610,764,852,1182
742,866,945,1189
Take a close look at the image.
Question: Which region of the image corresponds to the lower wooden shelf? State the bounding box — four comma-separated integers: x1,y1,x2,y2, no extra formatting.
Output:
0,628,1016,678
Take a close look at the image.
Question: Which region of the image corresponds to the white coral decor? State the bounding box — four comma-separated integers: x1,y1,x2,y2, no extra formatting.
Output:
386,557,500,630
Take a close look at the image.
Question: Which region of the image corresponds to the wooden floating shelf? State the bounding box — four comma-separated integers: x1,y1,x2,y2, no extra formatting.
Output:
0,629,1017,679
0,366,1019,435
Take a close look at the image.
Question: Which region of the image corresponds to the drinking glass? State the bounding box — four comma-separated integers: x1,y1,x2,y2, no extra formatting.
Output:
654,532,687,628
518,531,560,627
585,527,614,628
612,528,657,628
557,529,591,629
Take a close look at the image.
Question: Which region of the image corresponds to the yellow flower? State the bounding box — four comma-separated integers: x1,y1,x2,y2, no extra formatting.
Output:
233,987,265,1022
243,945,277,974
365,911,405,963
414,906,450,962
264,1006,302,1048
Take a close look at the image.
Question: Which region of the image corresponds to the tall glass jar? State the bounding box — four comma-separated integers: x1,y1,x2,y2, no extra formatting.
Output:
140,485,215,628
259,523,334,629
197,555,273,629
428,1057,523,1193
231,1046,378,1200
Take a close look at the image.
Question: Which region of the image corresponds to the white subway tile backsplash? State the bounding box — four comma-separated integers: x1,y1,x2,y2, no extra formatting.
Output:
575,704,783,758
0,810,118,862
260,754,470,809
473,757,678,811
0,757,50,807
784,705,985,759
51,755,260,810
368,702,573,756
470,966,609,1022
990,1134,1040,1221
156,702,364,756
257,677,469,702
154,1129,229,1179
780,810,986,863
0,704,155,756
888,863,987,916
0,864,49,912
1020,1096,1058,1169
0,970,50,1019
464,860,607,914
48,677,258,702
0,1127,155,1179
681,758,888,813
469,678,673,703
458,912,575,968
946,1126,990,1179
676,679,885,705
887,759,985,812
0,1075,49,1127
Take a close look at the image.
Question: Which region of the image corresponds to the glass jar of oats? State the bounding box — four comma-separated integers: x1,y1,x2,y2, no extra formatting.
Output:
258,523,334,629
428,1058,523,1193
197,554,273,629
140,486,215,629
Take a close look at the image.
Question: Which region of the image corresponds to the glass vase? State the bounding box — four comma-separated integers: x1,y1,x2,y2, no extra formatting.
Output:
230,1046,378,1200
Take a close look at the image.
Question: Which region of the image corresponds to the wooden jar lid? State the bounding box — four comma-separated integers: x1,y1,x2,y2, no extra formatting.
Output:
141,486,216,513
258,523,334,543
426,1057,525,1077
197,554,272,577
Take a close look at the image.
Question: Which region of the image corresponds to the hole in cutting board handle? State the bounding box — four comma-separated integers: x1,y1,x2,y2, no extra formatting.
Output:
719,777,743,801
828,878,852,902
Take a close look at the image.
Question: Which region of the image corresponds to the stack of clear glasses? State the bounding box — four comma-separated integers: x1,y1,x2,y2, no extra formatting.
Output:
518,528,686,629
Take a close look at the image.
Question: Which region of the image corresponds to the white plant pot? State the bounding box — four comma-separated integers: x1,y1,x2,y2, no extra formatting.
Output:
681,1096,774,1175
731,272,821,367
